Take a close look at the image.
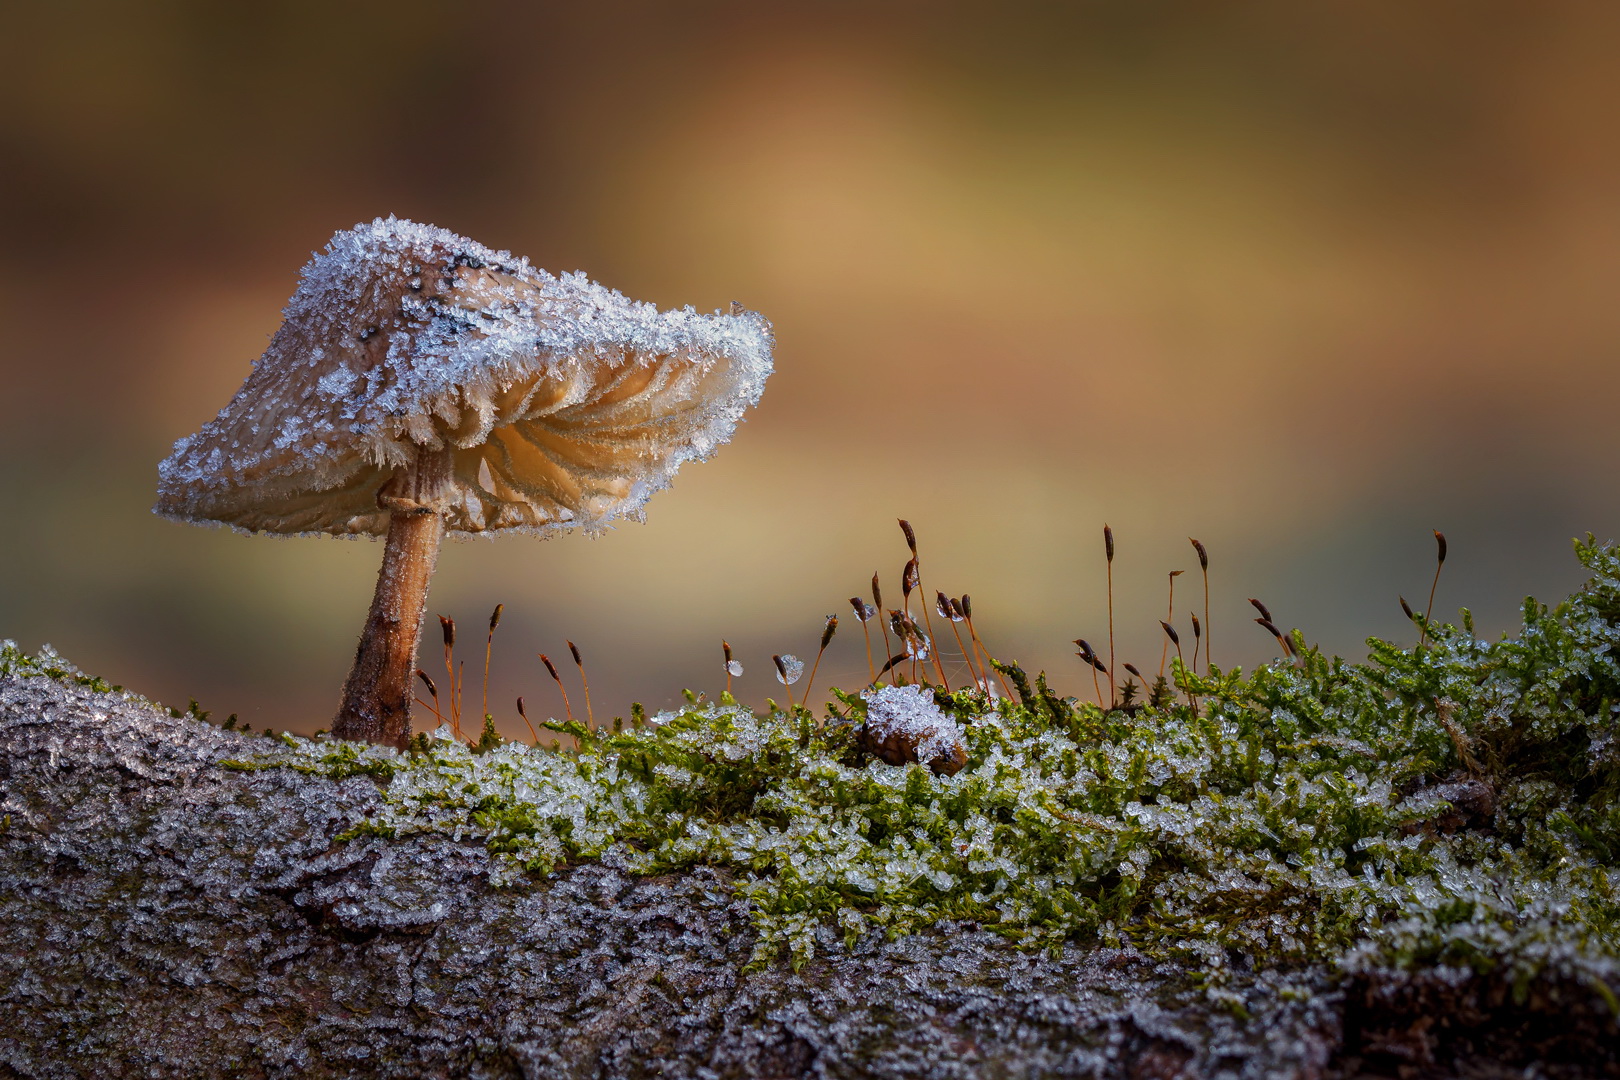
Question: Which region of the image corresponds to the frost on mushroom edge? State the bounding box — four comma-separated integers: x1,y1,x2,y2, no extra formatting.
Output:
154,216,774,539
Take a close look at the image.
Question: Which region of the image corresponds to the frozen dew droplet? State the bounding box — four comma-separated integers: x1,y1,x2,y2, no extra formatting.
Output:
726,660,744,677
775,654,804,685
905,632,931,661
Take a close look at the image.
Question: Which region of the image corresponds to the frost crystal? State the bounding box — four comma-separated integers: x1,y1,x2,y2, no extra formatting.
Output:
862,684,965,769
726,660,744,678
154,217,773,538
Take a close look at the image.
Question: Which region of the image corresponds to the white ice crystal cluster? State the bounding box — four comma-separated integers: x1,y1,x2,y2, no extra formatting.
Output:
155,217,773,537
860,684,966,769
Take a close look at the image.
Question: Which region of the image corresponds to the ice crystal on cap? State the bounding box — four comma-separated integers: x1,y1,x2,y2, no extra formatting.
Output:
860,683,968,775
154,217,773,537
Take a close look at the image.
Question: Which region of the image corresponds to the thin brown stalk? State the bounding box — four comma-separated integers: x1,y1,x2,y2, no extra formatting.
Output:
1160,620,1194,711
862,621,876,685
873,573,896,685
482,603,503,722
968,621,996,693
804,616,837,711
1190,539,1210,673
1255,617,1290,658
1421,530,1448,647
439,616,462,740
723,639,735,697
876,652,910,681
900,520,951,687
515,696,540,745
961,595,1000,696
1123,662,1145,699
900,558,923,684
539,653,573,723
950,620,978,688
1160,571,1184,680
851,598,876,685
890,608,921,685
1189,612,1202,677
944,596,981,688
1076,639,1104,708
414,668,446,727
953,599,982,681
773,654,795,710
569,641,594,731
1104,524,1116,707
457,661,466,742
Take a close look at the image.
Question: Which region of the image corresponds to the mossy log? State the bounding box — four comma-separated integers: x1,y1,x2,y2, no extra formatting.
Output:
0,673,1612,1079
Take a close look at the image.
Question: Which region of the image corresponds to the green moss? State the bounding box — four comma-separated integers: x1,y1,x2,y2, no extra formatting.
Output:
225,741,396,781
181,540,1620,986
333,820,397,842
0,642,120,695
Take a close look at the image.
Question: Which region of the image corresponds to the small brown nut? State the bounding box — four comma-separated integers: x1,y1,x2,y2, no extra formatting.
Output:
859,684,968,776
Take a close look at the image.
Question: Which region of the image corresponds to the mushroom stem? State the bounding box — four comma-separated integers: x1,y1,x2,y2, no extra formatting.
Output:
333,446,453,748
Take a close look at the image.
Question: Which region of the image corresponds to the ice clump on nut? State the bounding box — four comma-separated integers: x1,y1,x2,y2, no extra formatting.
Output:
860,683,968,776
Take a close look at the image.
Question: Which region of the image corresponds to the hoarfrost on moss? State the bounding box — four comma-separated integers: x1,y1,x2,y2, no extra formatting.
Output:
186,537,1620,986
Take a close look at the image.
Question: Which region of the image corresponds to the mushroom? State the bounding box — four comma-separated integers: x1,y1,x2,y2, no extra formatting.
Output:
156,218,772,749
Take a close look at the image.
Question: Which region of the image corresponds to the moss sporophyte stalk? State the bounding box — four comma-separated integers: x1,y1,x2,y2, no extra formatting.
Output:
168,536,1620,987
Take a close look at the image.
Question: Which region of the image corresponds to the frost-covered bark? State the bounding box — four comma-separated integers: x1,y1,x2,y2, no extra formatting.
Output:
0,675,1332,1078
0,671,1610,1079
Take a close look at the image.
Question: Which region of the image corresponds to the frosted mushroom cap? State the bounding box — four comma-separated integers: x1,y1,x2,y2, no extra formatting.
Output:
155,217,773,537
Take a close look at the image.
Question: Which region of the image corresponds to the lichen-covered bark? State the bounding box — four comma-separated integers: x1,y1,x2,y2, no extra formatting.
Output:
0,674,1607,1079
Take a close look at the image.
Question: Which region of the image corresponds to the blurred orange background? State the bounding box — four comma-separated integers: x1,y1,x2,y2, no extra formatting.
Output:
2,2,1618,735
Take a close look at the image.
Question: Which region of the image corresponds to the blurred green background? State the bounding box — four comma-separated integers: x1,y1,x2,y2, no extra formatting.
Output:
2,2,1618,734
